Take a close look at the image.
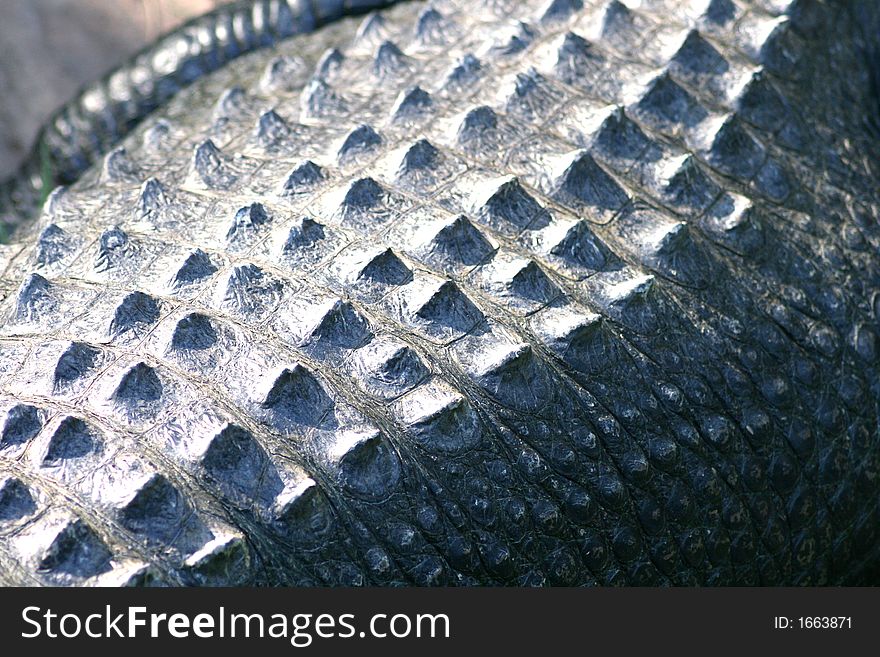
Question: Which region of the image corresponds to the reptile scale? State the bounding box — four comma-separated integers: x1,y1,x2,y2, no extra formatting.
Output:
0,0,877,586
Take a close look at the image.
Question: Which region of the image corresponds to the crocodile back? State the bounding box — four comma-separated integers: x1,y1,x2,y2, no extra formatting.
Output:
0,0,878,586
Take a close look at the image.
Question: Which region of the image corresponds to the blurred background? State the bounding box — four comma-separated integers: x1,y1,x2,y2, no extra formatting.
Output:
0,0,226,178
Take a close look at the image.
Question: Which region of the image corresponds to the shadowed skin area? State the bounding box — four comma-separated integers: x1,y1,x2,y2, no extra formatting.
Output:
0,0,877,586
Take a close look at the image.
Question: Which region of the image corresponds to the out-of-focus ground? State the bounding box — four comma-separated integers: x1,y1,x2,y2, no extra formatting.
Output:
0,0,225,178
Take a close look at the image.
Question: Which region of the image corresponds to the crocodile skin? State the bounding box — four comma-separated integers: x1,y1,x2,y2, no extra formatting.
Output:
0,0,400,238
0,0,878,586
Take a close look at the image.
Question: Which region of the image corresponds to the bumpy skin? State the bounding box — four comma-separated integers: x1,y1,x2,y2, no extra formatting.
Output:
0,0,878,586
0,0,399,238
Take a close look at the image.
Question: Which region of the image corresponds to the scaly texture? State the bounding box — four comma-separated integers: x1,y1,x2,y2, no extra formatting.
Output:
0,0,400,238
0,0,878,586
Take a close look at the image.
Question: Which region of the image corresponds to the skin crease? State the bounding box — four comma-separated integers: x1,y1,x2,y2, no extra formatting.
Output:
0,0,877,586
